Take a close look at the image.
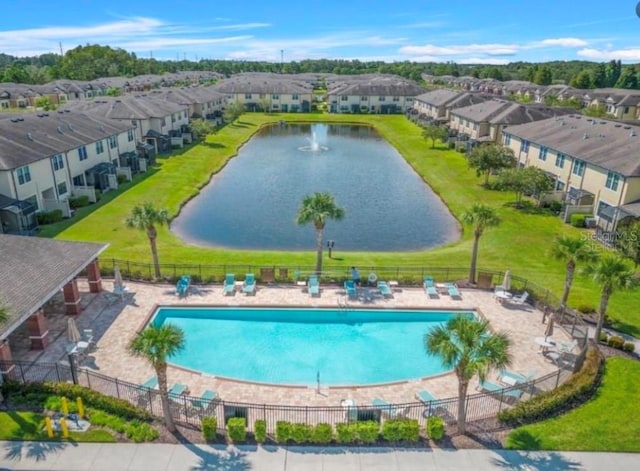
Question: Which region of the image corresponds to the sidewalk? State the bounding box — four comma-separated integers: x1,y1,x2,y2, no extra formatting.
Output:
1,442,638,470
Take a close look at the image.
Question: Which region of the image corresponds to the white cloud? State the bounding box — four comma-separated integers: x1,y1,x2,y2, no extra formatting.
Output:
400,43,519,56
533,38,589,47
577,47,640,61
456,57,511,65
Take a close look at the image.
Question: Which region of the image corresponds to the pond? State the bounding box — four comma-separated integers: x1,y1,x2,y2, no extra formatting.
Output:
170,123,458,251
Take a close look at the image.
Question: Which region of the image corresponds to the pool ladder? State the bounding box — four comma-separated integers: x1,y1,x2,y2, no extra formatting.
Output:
337,296,350,313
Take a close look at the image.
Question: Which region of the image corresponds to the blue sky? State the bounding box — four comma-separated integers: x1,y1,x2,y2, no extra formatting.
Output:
2,0,640,63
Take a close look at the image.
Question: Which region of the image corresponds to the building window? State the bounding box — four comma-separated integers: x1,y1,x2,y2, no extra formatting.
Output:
572,159,586,177
292,94,299,100
597,201,612,220
51,154,64,171
341,96,348,101
127,129,134,142
16,166,31,184
503,134,511,145
171,114,176,123
393,96,400,102
244,93,252,99
361,96,367,101
161,118,166,127
96,140,104,154
555,153,565,168
72,174,85,187
555,180,565,191
605,172,620,191
379,96,386,101
108,135,117,149
78,146,88,161
520,140,530,153
538,146,547,161
57,181,67,195
272,94,279,100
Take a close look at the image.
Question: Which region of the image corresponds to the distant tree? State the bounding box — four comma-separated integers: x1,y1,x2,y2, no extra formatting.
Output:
258,96,272,113
461,204,500,284
466,144,515,185
616,219,640,268
570,70,593,89
592,63,607,88
190,118,217,143
614,67,638,89
606,60,622,87
533,66,553,85
125,203,170,279
223,101,245,123
0,303,7,324
296,192,345,275
34,96,56,111
497,167,553,205
106,87,121,96
422,124,448,149
584,104,608,118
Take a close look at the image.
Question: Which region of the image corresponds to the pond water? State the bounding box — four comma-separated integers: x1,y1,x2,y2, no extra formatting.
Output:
170,123,458,251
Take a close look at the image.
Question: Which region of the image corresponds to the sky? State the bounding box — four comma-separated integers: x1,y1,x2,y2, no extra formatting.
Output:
2,0,640,63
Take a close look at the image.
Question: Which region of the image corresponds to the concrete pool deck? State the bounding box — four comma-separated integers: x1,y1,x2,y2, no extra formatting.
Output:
13,280,569,407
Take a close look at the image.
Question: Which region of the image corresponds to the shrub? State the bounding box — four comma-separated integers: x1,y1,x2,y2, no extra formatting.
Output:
290,423,313,443
427,417,445,441
254,419,267,443
117,174,128,184
577,304,596,314
599,333,609,343
607,336,625,349
498,346,603,426
570,213,587,228
202,417,217,442
382,419,420,442
336,423,357,443
69,196,90,209
276,421,292,443
356,421,380,444
89,410,158,442
623,342,636,353
312,423,333,444
37,210,63,225
549,200,562,214
227,417,246,443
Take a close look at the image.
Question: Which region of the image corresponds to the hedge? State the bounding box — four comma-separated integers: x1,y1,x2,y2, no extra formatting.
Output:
254,419,267,443
427,417,444,440
69,195,90,209
227,417,247,443
498,345,603,426
37,209,63,225
381,419,420,442
202,417,217,442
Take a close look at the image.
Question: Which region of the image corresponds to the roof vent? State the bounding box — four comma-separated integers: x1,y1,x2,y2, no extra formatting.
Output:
10,118,18,123
583,133,588,139
623,126,631,129
26,132,33,141
17,118,24,121
631,130,637,137
68,123,74,131
614,124,622,127
64,109,70,113
57,126,63,134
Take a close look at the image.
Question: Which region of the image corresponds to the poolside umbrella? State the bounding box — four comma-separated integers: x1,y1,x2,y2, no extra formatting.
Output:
544,314,555,340
502,270,511,291
114,265,124,291
67,317,81,344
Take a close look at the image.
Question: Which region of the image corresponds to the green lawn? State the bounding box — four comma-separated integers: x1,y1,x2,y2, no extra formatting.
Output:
0,411,116,442
53,113,639,336
505,358,640,451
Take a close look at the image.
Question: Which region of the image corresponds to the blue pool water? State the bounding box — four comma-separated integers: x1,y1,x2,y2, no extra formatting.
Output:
152,307,473,386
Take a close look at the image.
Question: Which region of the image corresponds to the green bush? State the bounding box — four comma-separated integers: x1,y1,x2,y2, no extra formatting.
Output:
427,417,445,440
356,421,380,444
37,210,63,225
599,333,609,343
570,213,588,228
336,423,357,443
202,417,217,442
227,417,246,443
117,174,128,184
89,410,158,442
290,423,313,443
498,346,603,426
382,419,420,442
312,423,333,444
124,419,159,442
623,342,636,353
69,196,90,209
608,336,625,349
577,304,596,314
276,421,292,443
253,419,267,443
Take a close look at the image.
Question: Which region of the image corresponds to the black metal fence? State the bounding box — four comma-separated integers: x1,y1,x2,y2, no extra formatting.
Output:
1,359,571,434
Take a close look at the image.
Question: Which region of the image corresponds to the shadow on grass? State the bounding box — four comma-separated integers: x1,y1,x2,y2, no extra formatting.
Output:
201,142,227,150
609,319,640,339
502,201,558,217
3,440,68,465
492,449,582,471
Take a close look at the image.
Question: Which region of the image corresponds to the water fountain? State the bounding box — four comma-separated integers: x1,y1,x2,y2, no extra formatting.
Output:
299,130,328,152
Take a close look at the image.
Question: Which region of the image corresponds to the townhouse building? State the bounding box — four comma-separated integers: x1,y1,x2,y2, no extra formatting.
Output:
147,87,226,120
412,89,490,123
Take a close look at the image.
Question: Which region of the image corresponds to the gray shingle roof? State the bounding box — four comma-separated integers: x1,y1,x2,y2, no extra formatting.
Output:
63,95,188,120
146,87,225,106
213,74,312,95
0,235,108,339
0,111,135,170
504,115,640,177
452,100,572,125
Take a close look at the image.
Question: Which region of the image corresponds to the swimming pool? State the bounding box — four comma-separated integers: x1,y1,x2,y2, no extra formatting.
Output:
151,307,473,386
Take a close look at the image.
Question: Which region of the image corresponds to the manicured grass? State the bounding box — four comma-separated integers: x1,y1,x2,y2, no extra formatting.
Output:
505,358,640,451
53,113,639,336
0,412,116,442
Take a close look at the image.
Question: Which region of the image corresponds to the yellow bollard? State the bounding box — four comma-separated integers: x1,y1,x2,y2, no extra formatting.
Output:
60,417,69,438
61,397,69,415
45,417,54,438
76,397,85,419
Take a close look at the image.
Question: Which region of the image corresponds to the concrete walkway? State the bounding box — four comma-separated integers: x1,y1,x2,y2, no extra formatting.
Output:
0,442,638,470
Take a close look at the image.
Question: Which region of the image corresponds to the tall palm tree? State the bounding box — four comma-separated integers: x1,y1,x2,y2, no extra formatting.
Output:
128,323,185,433
126,203,170,279
549,235,598,321
0,303,7,324
425,316,511,434
296,192,345,274
461,204,500,284
583,255,637,342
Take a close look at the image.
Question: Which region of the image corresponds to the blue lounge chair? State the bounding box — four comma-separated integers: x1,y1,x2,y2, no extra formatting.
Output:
446,283,462,299
377,281,393,298
372,398,407,418
423,277,439,298
344,279,357,298
308,275,320,297
176,275,191,297
242,273,256,295
223,274,235,295
190,389,217,411
169,383,189,396
415,390,436,403
479,379,523,400
141,376,158,390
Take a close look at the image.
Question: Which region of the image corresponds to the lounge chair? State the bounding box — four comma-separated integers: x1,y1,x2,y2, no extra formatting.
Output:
478,379,523,400
223,274,235,295
423,276,439,298
344,280,357,299
446,283,462,299
341,399,358,421
415,390,436,403
308,275,320,297
377,281,393,298
508,291,529,305
168,383,189,396
190,389,217,411
559,339,578,353
371,398,407,418
498,370,533,386
242,273,256,295
176,275,191,297
141,376,158,390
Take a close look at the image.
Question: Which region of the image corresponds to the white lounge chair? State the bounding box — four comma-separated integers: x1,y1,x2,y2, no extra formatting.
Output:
509,291,529,305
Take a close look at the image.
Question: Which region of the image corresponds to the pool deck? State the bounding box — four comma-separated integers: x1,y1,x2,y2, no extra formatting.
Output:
13,280,568,407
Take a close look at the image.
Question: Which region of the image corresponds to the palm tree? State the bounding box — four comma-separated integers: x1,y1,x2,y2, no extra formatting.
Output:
549,235,598,321
583,255,637,342
461,204,500,284
126,203,170,279
0,303,7,324
296,192,345,274
128,323,185,433
425,315,511,434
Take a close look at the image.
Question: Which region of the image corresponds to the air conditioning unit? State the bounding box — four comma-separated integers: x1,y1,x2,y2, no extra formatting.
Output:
584,217,597,228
